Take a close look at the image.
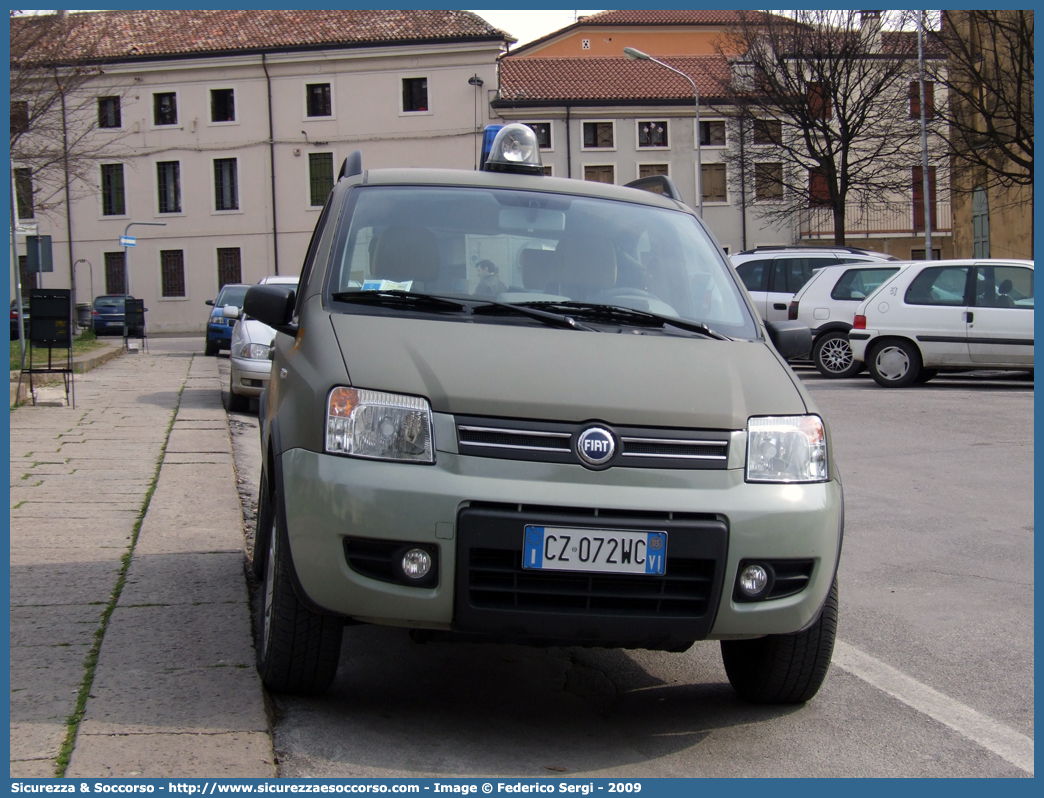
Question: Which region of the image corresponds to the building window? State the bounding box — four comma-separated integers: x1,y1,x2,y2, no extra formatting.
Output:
402,78,428,112
211,89,235,122
753,118,781,146
160,250,185,297
639,163,669,179
808,82,831,120
11,101,29,136
306,83,332,117
542,165,554,176
582,122,614,149
972,186,990,258
701,163,727,203
698,120,726,147
217,248,242,288
638,120,668,148
214,158,239,211
153,92,178,126
524,122,552,149
157,161,182,213
15,168,33,219
104,251,126,294
912,166,937,232
309,153,334,207
809,168,831,206
755,162,783,201
583,165,615,184
98,96,121,128
19,255,37,291
910,81,934,119
101,164,126,216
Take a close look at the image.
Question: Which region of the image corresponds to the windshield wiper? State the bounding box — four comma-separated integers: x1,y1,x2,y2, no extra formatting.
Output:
330,290,471,314
516,301,731,340
470,300,597,331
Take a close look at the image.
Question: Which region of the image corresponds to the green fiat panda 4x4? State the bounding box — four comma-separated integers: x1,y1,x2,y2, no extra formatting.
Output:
245,125,842,704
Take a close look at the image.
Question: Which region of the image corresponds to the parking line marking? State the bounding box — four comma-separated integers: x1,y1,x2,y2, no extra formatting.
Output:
833,641,1034,775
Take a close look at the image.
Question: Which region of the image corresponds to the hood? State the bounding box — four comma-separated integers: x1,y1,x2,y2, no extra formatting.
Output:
239,318,278,345
328,314,806,430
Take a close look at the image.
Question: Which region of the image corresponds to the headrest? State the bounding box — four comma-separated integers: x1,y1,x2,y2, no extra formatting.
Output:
553,233,617,291
371,226,441,282
519,248,555,290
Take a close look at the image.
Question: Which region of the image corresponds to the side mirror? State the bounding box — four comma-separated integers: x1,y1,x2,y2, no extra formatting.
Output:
222,305,240,319
765,320,812,360
205,299,215,306
244,285,297,336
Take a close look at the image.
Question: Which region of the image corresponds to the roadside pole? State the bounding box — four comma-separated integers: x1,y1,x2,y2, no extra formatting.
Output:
120,221,165,349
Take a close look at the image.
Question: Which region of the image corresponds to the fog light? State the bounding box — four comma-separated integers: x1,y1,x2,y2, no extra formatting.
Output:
739,564,770,597
401,548,432,579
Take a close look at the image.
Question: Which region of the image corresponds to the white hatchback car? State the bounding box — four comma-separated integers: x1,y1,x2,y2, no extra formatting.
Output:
227,275,299,411
789,261,912,377
849,259,1034,387
732,246,898,322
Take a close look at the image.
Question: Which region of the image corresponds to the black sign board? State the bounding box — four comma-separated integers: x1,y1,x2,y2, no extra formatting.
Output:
125,298,146,330
29,289,72,348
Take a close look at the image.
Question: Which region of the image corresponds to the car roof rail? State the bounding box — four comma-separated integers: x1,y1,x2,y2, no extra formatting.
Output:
624,175,684,202
737,244,880,255
338,150,363,180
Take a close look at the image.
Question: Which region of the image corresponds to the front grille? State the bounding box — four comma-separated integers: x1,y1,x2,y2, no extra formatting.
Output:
468,547,715,616
454,505,729,646
456,415,730,470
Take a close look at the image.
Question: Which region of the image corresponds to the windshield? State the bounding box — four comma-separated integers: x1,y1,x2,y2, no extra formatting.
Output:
326,186,758,338
216,285,249,307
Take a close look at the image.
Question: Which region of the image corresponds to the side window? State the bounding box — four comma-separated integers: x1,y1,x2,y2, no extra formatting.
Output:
974,265,1034,309
776,258,827,293
735,259,769,292
904,266,970,306
830,267,899,301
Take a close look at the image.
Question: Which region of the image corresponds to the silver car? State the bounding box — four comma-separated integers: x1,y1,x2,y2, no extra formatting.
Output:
226,275,299,411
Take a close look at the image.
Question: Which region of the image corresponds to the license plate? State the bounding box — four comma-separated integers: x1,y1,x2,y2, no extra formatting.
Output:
523,525,666,576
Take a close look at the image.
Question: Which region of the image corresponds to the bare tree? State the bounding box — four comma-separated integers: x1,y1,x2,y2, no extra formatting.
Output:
929,11,1033,192
713,10,943,245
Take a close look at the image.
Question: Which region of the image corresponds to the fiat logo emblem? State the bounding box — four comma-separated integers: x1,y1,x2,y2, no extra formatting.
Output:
577,427,615,467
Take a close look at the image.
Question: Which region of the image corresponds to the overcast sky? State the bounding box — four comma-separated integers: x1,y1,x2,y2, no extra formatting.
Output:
468,10,605,47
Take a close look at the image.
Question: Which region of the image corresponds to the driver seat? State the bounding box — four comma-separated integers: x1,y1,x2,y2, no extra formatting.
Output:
549,233,617,300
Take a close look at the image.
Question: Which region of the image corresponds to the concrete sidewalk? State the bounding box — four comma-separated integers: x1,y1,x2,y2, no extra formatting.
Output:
9,338,274,778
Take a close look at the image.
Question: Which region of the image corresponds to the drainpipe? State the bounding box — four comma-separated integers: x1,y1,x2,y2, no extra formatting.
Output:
262,53,280,275
565,106,572,179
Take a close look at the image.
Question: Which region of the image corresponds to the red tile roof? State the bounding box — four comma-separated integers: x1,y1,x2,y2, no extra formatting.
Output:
11,10,510,63
498,56,731,104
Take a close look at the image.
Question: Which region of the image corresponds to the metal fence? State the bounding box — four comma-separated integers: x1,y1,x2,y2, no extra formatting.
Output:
798,201,952,239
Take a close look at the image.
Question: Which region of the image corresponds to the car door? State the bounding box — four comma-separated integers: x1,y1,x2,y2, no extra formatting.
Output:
734,258,771,319
763,256,836,321
967,262,1034,366
898,264,972,366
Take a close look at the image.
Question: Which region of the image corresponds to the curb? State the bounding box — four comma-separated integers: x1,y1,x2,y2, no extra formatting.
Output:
10,344,124,406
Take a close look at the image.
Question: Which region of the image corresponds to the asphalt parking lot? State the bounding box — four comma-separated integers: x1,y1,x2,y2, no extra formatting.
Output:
219,357,1033,778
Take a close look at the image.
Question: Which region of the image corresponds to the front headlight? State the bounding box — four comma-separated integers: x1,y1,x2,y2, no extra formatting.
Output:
746,415,828,483
231,342,272,360
326,387,434,463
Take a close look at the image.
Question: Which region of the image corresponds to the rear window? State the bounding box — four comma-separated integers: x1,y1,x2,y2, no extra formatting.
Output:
327,185,758,339
94,297,126,309
830,267,900,301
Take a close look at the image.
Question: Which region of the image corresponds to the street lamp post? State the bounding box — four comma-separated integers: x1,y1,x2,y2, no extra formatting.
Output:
121,221,166,347
624,47,703,218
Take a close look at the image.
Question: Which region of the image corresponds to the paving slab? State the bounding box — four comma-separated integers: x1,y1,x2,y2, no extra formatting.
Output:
65,732,275,779
10,605,106,647
120,552,249,606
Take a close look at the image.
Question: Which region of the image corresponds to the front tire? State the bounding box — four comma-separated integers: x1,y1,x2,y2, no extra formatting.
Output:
868,339,923,388
813,331,863,378
204,339,218,356
256,489,343,695
721,578,838,704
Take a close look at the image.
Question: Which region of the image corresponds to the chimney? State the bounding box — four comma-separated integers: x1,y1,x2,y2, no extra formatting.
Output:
860,10,882,53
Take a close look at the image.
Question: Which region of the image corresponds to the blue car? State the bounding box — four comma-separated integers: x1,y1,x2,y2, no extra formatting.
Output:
92,295,145,337
204,283,249,356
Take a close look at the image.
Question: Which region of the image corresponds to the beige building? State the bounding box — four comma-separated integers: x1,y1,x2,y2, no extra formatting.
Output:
11,10,510,332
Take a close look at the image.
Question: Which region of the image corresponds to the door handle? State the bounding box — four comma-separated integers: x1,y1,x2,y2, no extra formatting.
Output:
965,311,974,323
773,303,787,310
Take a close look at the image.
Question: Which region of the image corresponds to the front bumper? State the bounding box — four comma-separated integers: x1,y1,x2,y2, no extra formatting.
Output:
207,321,234,347
280,427,843,644
230,355,272,397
